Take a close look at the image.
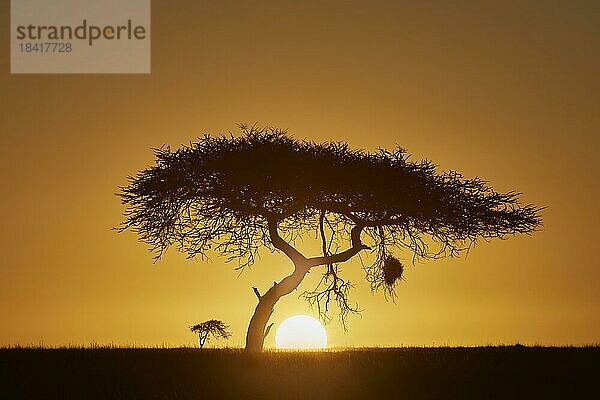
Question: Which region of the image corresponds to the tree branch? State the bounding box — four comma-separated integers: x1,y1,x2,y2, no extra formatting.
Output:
307,224,369,268
319,210,328,257
264,323,274,339
252,287,261,300
267,218,307,265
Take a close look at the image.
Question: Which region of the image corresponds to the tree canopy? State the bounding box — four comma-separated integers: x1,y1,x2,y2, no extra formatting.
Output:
119,125,542,330
189,320,231,348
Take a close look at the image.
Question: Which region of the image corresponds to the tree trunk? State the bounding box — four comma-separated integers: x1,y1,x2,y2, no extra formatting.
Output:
245,262,310,352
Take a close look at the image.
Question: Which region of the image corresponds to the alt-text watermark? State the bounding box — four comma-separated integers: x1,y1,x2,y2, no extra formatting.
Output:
11,0,150,74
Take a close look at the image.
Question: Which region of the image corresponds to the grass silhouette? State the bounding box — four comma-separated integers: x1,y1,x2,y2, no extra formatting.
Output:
1,346,597,399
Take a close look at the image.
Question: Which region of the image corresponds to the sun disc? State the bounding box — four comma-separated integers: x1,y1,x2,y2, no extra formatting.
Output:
275,315,327,349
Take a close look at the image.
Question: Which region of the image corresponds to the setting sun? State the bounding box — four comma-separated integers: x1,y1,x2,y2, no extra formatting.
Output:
275,315,327,349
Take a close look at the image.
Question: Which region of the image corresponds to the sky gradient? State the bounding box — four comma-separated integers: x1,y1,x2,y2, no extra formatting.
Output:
1,0,598,347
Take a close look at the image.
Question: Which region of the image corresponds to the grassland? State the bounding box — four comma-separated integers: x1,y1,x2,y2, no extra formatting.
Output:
1,346,598,399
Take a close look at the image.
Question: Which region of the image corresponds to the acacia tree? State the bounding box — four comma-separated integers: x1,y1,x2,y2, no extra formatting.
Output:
119,125,542,352
189,320,231,348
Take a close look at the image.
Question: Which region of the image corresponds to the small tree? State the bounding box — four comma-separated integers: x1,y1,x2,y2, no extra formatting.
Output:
189,320,231,348
119,125,542,351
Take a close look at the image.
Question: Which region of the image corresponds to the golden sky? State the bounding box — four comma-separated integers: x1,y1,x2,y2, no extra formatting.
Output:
1,1,598,347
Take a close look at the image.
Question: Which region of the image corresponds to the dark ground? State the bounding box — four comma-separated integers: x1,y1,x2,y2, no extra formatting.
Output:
1,346,598,399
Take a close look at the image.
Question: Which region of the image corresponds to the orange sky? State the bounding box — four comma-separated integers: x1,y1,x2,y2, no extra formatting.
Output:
1,1,598,347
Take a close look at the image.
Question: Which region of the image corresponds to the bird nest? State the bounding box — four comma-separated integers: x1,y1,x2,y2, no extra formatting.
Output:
383,256,404,286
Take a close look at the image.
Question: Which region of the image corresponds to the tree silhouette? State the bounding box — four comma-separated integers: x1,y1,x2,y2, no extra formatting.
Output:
189,320,231,348
119,125,542,351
